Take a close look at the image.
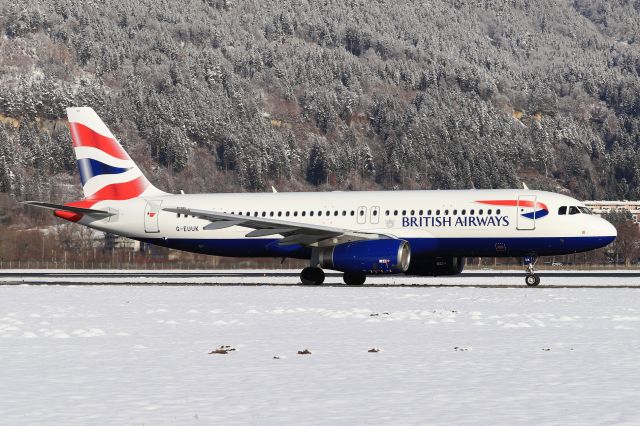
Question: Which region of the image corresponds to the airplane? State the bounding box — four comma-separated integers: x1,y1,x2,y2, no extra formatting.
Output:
24,107,617,286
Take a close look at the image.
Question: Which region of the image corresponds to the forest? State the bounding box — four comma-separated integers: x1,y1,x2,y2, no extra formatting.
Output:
0,0,639,264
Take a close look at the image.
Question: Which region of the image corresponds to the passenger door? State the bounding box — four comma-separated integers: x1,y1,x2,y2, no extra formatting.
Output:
144,200,163,233
516,195,536,230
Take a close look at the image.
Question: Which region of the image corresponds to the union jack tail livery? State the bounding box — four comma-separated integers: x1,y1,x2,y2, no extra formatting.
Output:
67,107,165,200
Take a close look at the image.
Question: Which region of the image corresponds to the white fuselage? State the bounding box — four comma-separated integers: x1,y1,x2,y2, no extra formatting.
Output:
77,189,616,260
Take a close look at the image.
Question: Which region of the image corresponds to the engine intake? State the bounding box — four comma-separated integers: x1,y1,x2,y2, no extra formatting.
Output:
316,239,411,274
406,256,465,276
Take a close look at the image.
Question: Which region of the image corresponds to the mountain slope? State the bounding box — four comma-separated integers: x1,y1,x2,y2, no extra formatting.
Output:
0,0,639,203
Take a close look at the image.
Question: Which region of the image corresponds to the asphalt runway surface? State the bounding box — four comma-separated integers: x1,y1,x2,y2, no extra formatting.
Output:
1,270,639,288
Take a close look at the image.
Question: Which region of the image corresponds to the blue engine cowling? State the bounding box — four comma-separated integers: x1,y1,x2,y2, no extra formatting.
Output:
405,256,465,276
317,239,411,274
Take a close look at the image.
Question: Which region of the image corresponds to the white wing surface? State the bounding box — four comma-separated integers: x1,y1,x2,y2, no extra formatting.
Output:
163,207,396,247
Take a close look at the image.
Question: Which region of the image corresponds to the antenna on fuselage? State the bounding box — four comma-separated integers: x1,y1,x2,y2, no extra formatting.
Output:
522,182,529,190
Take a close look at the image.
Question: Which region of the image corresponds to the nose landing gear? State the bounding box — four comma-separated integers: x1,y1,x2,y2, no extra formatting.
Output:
524,255,540,286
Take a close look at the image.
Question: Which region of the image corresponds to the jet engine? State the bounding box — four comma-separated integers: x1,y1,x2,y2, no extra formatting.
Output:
316,239,411,274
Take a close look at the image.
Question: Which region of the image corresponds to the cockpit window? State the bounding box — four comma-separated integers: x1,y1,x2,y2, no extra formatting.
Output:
558,206,567,215
578,206,592,214
569,206,580,215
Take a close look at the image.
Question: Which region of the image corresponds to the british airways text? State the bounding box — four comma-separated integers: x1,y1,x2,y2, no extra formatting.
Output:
402,215,510,228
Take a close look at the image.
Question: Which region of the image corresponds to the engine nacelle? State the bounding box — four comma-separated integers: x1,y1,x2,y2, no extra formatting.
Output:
316,239,411,274
406,256,465,276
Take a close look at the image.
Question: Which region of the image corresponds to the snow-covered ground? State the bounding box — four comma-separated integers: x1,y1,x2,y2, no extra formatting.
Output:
1,283,639,425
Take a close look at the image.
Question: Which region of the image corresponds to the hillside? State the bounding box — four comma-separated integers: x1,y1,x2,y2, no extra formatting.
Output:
0,0,639,206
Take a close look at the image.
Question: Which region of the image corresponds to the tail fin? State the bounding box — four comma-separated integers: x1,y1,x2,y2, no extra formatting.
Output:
67,107,166,200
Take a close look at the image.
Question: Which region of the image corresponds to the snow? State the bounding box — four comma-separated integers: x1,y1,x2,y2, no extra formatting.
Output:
1,281,639,425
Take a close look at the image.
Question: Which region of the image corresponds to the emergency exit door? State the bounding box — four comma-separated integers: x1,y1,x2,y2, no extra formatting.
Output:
357,206,367,224
370,206,380,224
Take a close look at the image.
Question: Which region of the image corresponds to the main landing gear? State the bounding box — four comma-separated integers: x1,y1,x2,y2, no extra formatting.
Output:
343,271,366,286
300,267,325,285
299,267,367,285
524,255,540,287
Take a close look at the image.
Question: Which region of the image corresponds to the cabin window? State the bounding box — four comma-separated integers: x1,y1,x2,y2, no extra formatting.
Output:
334,211,339,216
419,210,423,215
269,212,274,217
309,211,314,216
488,209,492,215
444,209,449,215
342,211,347,216
479,209,483,215
373,210,378,216
277,212,282,217
350,211,355,216
410,210,415,215
385,210,390,216
359,210,365,216
470,209,475,215
428,210,432,215
453,210,457,215
394,210,398,216
497,209,501,215
318,211,322,216
558,206,567,215
436,210,440,215
254,212,258,216
261,212,266,217
302,211,306,216
402,210,406,215
294,211,298,217
326,211,330,216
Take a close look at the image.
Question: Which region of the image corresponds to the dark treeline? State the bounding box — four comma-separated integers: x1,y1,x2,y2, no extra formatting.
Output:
0,0,639,204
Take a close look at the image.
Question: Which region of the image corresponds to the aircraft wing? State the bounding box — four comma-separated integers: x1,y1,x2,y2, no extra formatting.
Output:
163,207,395,247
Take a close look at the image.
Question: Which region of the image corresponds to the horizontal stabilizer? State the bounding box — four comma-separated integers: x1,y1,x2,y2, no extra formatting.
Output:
22,201,115,218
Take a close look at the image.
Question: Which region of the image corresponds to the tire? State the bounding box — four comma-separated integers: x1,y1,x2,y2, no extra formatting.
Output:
300,267,325,285
343,271,366,285
525,274,540,287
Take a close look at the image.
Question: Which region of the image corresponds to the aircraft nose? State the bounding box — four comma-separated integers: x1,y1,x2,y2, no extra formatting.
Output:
601,218,617,239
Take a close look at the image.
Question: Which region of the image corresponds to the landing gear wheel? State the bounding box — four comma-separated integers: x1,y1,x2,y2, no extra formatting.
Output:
523,255,540,287
300,267,325,285
525,274,540,287
343,271,366,286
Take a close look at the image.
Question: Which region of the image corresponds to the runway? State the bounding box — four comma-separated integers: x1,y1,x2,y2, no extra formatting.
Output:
1,270,639,288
